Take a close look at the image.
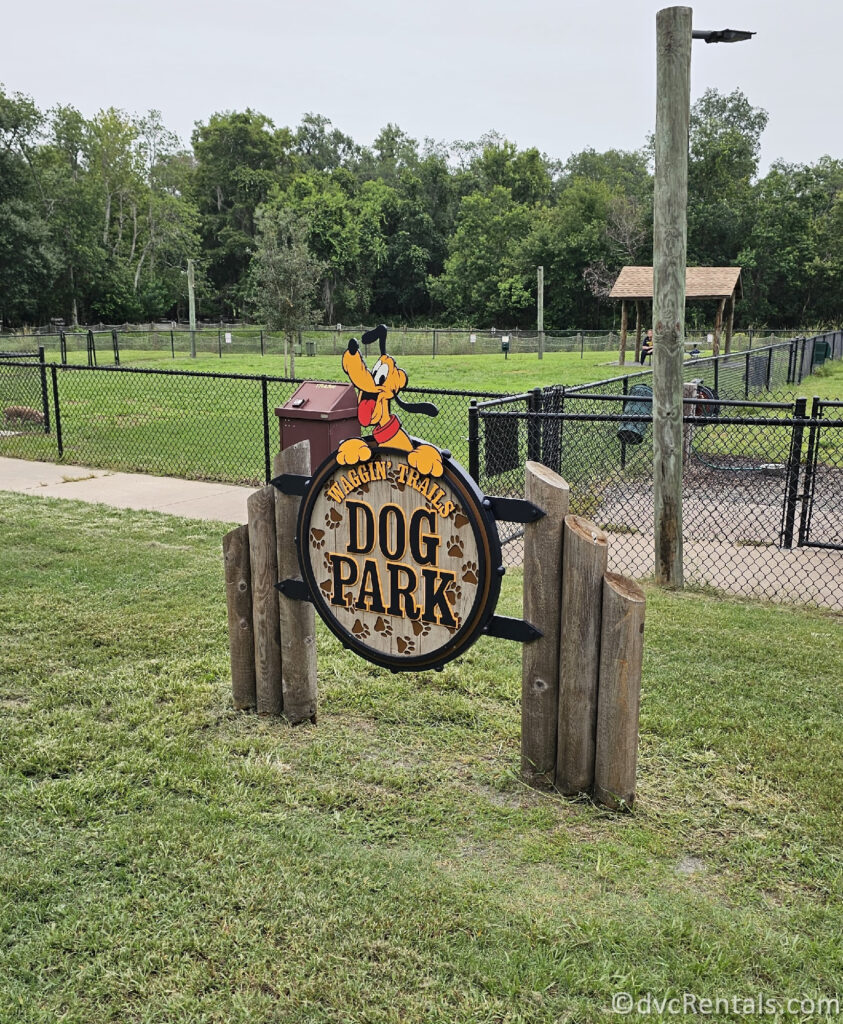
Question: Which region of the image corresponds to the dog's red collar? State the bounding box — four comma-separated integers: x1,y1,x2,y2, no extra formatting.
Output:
372,414,401,444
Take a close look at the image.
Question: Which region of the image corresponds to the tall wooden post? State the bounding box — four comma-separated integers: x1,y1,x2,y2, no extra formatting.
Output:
521,462,569,787
724,293,735,354
712,296,726,357
618,299,628,365
188,258,197,359
652,5,691,587
537,265,545,360
634,301,643,362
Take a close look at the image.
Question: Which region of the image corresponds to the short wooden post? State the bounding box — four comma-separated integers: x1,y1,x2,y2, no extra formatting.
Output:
521,462,569,787
594,574,646,809
618,299,628,365
248,485,283,714
556,516,608,795
273,442,318,724
223,524,257,710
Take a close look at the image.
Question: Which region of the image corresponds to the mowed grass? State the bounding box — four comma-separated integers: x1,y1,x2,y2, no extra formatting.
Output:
1,492,841,1023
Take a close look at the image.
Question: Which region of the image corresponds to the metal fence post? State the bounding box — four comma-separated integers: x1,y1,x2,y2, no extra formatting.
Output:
744,351,751,398
60,330,67,365
260,329,264,357
468,400,479,482
261,377,271,484
781,397,807,549
86,329,94,367
797,396,821,547
50,364,63,458
620,376,629,469
527,387,542,462
37,346,50,434
713,354,719,394
112,329,120,366
170,330,175,359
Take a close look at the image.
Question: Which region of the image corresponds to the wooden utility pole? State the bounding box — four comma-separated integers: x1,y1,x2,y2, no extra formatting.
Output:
188,258,197,358
652,5,692,587
537,265,545,360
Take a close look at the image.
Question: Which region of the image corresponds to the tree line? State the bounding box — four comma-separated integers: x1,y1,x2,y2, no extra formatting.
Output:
1,86,841,330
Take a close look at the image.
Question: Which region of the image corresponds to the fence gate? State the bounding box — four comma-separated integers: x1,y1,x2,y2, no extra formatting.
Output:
798,399,843,550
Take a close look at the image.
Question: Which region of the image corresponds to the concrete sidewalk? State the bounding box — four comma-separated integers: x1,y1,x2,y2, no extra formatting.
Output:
0,457,250,524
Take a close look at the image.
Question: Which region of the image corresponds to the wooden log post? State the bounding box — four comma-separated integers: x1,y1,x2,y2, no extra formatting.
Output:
594,574,646,809
248,485,283,715
223,524,257,710
634,301,643,362
273,442,318,724
556,515,608,795
618,299,628,366
712,296,726,358
521,462,570,788
724,292,735,354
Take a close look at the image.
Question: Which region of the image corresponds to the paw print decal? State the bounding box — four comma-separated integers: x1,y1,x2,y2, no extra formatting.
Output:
326,507,342,530
323,551,333,571
351,619,370,640
454,511,469,529
319,578,333,599
443,616,461,636
374,616,393,638
411,620,431,638
396,636,416,654
311,527,326,549
447,535,464,558
461,561,478,585
445,581,462,606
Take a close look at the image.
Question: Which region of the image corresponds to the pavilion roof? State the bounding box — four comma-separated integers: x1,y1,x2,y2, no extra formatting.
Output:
609,266,742,301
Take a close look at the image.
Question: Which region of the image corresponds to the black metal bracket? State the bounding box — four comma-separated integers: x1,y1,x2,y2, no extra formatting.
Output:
271,473,311,496
482,496,545,523
275,578,313,602
482,615,543,643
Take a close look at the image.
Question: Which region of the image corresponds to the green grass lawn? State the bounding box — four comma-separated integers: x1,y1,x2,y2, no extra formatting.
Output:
1,493,841,1023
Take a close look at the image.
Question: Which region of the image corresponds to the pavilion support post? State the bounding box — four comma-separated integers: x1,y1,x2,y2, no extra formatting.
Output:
634,301,643,362
652,4,691,588
713,296,726,357
618,299,628,365
724,292,735,354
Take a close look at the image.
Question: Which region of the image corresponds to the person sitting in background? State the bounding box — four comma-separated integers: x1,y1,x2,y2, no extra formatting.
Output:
640,329,654,364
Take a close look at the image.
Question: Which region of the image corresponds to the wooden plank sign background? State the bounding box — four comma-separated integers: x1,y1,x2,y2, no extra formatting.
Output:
297,450,501,671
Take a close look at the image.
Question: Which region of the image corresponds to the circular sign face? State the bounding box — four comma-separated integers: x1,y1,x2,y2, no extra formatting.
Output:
297,450,503,671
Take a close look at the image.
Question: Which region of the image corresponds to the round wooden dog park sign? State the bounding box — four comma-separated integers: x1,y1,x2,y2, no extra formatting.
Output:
297,450,503,671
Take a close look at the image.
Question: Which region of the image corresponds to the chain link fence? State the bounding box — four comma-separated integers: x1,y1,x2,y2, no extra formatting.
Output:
0,359,496,487
1,325,817,365
474,382,843,608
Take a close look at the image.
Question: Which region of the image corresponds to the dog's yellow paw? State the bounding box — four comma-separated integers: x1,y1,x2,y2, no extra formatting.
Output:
336,437,372,466
407,444,443,478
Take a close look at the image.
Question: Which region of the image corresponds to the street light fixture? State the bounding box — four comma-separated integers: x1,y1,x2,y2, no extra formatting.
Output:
692,28,756,44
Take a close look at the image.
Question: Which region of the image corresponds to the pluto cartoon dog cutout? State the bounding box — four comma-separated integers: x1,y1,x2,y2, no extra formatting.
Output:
337,324,443,477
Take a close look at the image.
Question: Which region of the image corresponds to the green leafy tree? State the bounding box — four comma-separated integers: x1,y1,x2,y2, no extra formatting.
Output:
249,207,325,376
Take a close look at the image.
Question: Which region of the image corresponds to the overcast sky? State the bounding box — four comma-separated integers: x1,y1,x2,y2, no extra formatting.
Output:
3,0,838,172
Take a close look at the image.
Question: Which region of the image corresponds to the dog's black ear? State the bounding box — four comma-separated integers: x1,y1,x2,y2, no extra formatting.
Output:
347,337,359,356
362,324,388,356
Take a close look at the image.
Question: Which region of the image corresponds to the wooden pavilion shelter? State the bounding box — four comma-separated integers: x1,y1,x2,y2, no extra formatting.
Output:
609,266,742,363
